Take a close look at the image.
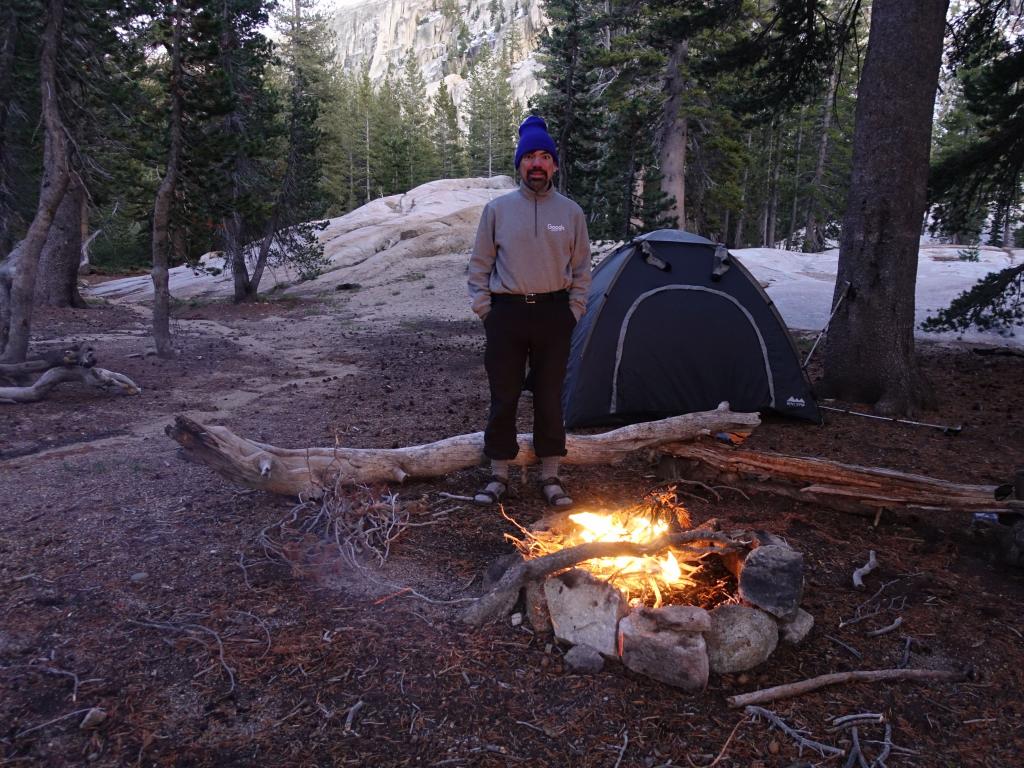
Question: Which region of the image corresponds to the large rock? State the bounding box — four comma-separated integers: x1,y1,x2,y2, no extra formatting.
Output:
618,607,709,692
330,0,546,108
564,644,605,674
705,604,779,674
739,543,804,621
778,607,815,646
544,569,628,657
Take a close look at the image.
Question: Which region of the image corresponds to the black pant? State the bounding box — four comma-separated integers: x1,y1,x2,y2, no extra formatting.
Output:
483,299,576,460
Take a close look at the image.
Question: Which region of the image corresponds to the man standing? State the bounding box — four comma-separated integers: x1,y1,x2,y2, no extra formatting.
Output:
467,115,592,508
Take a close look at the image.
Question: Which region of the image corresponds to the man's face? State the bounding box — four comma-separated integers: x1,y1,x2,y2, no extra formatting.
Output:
519,150,557,192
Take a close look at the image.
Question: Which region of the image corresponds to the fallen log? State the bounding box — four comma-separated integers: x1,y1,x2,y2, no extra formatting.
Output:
661,441,1009,514
459,529,743,626
0,365,141,403
166,402,760,497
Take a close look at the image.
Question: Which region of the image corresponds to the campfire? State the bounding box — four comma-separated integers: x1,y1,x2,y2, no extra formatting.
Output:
508,493,732,611
480,490,813,692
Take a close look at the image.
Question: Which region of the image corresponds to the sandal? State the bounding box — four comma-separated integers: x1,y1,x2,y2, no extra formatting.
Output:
474,476,508,506
540,477,573,509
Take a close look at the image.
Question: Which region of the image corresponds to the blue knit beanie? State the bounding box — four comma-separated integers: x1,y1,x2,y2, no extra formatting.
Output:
514,115,558,168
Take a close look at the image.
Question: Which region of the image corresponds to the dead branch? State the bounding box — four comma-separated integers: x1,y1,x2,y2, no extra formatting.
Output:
852,550,877,589
687,714,748,768
459,529,741,626
167,403,761,497
865,617,903,637
0,364,140,403
727,668,967,708
744,705,845,758
662,441,1011,514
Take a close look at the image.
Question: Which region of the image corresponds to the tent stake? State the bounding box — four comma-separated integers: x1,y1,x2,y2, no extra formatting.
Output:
820,405,962,435
802,280,851,370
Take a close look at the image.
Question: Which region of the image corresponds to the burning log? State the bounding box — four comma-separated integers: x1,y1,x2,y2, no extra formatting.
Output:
661,441,1011,515
166,403,760,497
459,529,744,626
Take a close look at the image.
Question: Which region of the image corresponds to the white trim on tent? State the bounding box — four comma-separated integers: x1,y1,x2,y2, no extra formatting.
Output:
609,285,776,414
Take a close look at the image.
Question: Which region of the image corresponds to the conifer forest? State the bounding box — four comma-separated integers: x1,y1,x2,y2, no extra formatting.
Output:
1,2,1024,767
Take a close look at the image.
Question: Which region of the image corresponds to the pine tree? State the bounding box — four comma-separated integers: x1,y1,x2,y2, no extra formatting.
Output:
466,45,517,178
430,78,465,178
399,54,440,188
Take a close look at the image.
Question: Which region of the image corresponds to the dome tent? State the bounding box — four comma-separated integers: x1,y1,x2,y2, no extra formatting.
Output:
562,229,820,427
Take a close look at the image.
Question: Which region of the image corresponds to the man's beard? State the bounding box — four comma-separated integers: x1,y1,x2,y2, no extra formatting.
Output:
525,171,550,192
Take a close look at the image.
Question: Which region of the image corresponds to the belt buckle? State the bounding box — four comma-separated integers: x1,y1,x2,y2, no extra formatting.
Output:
525,293,537,304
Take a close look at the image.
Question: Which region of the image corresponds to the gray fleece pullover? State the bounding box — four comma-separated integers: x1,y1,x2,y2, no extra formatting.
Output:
468,181,592,320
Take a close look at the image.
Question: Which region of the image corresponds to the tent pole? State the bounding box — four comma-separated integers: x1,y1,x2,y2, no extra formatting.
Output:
819,404,962,435
802,280,851,370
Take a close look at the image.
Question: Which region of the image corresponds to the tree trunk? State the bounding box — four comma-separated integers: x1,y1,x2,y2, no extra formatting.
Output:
733,133,751,247
152,1,184,358
786,107,805,251
804,67,840,253
822,0,948,415
766,121,781,247
1,0,69,363
166,404,761,498
35,175,87,308
659,39,688,228
0,3,19,259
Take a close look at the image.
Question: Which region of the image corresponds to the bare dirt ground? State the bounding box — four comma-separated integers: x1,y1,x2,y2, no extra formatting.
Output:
2,290,1023,768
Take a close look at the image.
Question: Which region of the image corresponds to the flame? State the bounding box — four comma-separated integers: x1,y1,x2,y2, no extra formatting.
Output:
565,511,698,598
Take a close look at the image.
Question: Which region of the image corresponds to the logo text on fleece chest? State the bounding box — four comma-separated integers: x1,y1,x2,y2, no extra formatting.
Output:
547,223,566,232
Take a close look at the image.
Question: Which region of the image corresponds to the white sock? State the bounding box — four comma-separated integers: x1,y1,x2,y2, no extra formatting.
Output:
540,456,560,479
491,460,510,480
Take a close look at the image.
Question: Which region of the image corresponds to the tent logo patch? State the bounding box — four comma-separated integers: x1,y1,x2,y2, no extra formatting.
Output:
786,396,806,407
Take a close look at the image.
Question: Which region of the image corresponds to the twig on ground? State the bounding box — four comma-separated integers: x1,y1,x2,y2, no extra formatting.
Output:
128,619,236,694
871,722,894,768
14,707,94,738
1,664,90,703
866,617,903,638
437,492,475,502
843,726,870,768
745,706,845,758
853,551,878,589
827,713,885,732
611,731,629,768
825,634,864,659
344,699,365,733
727,668,966,708
686,714,748,768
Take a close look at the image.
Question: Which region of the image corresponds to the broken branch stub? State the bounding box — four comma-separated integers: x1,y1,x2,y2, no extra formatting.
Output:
166,403,760,497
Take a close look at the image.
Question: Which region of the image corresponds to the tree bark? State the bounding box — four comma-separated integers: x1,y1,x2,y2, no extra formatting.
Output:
804,67,840,253
35,175,87,308
152,0,184,358
0,2,19,260
165,404,761,498
822,0,948,415
1,0,70,363
659,39,688,229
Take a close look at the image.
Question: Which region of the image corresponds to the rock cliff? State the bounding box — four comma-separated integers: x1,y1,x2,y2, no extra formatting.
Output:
330,0,546,108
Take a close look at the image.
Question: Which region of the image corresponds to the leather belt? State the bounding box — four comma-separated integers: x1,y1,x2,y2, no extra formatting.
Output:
491,290,569,305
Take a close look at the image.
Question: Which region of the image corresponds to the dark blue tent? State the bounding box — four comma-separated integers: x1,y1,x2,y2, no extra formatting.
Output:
563,229,820,427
